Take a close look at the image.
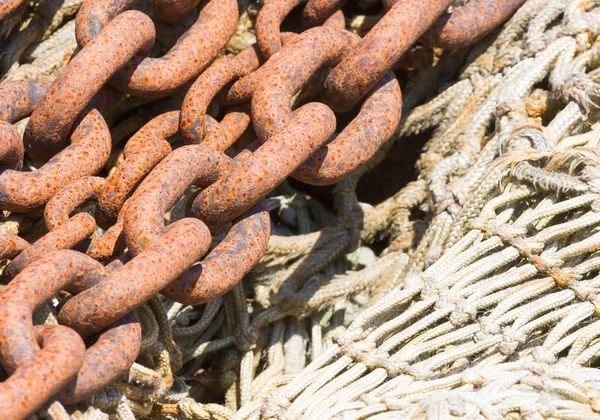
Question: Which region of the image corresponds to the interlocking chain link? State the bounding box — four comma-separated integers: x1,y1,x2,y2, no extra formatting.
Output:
0,0,524,418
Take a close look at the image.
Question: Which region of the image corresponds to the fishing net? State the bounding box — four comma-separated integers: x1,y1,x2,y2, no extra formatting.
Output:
225,1,600,418
6,0,600,418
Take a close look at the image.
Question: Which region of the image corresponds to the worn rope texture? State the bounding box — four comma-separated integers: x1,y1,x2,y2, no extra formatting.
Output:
207,0,600,418
3,0,598,418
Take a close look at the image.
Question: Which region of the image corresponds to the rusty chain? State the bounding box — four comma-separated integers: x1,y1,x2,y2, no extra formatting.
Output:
0,0,523,418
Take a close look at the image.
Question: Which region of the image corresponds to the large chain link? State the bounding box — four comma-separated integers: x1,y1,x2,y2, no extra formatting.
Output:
0,0,525,418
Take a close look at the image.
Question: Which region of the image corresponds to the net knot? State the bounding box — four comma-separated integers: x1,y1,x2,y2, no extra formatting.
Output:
531,346,557,364
333,334,402,377
499,327,527,355
461,370,485,387
260,396,291,419
421,275,447,301
449,299,478,326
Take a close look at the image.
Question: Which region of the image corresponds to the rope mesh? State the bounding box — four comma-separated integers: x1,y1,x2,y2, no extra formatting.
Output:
34,0,600,418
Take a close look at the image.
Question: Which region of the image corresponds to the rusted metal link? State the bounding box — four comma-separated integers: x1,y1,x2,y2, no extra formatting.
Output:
0,80,52,171
0,325,85,420
0,109,112,212
421,0,527,50
0,250,141,405
153,0,201,24
0,116,110,276
322,9,345,29
323,0,454,112
116,143,270,304
220,104,252,147
256,0,307,60
191,102,335,227
201,116,229,152
0,250,106,374
55,311,141,404
302,0,344,27
251,27,357,142
0,122,23,170
44,176,106,231
250,28,402,186
58,218,211,337
76,0,238,98
2,213,96,281
86,218,125,261
180,45,261,146
0,80,50,123
163,202,270,304
123,145,233,256
98,112,178,223
75,0,136,46
23,11,155,162
294,71,402,185
109,0,239,98
0,235,29,260
222,26,356,105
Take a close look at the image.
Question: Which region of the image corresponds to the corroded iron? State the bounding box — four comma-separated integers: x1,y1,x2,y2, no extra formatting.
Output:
0,0,526,413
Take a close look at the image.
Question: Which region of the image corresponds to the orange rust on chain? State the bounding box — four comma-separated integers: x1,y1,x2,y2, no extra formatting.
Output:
55,312,140,404
122,145,234,255
114,142,270,304
302,0,344,27
85,218,126,261
163,202,270,305
0,80,51,171
0,325,85,420
251,27,356,142
110,0,238,98
222,26,356,105
323,0,454,112
191,102,336,227
2,213,96,280
180,45,261,146
322,9,345,29
0,109,112,212
256,0,307,60
0,251,141,406
97,112,178,223
0,251,106,373
0,235,30,260
75,0,136,46
294,71,402,185
220,104,252,147
44,176,106,231
58,219,211,337
421,0,527,50
23,11,155,162
41,176,126,262
0,80,50,123
250,27,402,185
202,116,230,151
0,122,23,170
2,164,111,281
153,0,201,24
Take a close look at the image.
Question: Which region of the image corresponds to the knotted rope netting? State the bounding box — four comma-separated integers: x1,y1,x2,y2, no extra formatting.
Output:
26,0,600,418
225,1,600,418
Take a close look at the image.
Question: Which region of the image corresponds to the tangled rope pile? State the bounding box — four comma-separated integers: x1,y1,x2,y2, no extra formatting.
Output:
0,0,590,419
230,0,600,418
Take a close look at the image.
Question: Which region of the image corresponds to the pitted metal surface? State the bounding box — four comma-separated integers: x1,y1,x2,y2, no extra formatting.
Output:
0,0,524,415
